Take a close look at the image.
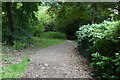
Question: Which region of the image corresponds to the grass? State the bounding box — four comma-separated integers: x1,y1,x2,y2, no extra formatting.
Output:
30,37,65,48
2,58,31,78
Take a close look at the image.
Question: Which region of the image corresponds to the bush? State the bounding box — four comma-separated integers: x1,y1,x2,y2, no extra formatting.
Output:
41,32,67,39
76,21,120,56
76,21,120,79
76,21,120,42
13,41,27,50
90,52,120,79
32,25,45,37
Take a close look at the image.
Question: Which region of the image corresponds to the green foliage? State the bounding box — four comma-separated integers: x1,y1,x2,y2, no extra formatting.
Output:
32,25,45,37
76,21,119,42
2,57,15,64
32,5,54,37
47,2,120,39
2,58,31,78
40,32,67,39
36,5,53,26
90,52,120,79
2,2,40,45
76,21,120,56
76,21,120,79
13,41,27,50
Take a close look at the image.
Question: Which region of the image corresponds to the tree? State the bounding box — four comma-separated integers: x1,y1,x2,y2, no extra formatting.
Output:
6,2,14,45
2,2,40,45
47,2,120,39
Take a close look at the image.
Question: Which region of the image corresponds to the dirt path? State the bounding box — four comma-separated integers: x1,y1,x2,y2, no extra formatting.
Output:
24,40,92,78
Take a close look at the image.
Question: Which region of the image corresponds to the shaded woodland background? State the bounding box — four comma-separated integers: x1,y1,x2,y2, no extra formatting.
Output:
2,2,120,79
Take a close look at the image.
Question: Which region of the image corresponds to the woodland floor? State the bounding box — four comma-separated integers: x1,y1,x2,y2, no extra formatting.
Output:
23,40,92,78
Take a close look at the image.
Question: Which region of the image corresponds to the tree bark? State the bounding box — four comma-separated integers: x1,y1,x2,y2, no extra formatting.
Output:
6,2,14,45
117,2,120,20
91,3,97,24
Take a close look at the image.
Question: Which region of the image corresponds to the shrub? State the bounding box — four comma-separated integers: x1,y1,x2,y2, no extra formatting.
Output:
76,21,120,79
41,32,67,39
90,52,120,79
76,21,120,42
32,25,45,37
13,41,27,50
76,21,120,56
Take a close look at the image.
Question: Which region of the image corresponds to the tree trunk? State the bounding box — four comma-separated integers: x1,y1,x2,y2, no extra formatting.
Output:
118,2,120,20
91,3,97,24
6,2,14,45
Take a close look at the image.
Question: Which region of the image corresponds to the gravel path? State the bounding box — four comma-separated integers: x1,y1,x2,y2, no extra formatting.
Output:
24,40,92,78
